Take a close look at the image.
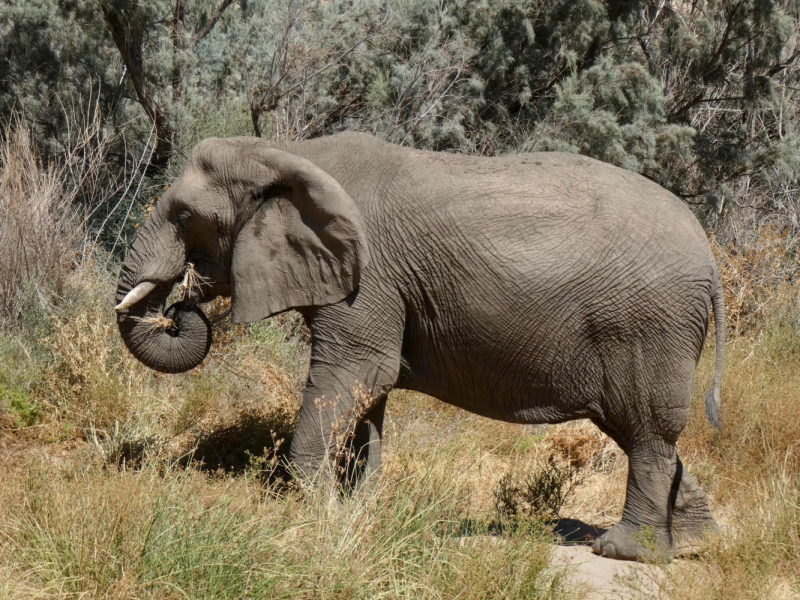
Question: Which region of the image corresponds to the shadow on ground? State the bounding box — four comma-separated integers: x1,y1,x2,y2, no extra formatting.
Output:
454,517,607,546
181,410,294,476
106,410,294,480
550,518,607,545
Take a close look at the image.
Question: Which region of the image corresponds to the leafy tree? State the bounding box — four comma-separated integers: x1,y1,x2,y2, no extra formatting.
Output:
1,0,798,238
0,1,122,159
98,0,237,166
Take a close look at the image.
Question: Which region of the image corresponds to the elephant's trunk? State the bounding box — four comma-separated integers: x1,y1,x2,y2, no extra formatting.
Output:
115,227,212,374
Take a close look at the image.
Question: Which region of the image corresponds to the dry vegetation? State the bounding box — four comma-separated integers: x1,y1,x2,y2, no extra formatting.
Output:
1,115,799,598
0,123,80,317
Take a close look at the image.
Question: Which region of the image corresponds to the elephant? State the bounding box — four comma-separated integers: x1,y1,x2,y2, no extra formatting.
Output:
115,132,725,562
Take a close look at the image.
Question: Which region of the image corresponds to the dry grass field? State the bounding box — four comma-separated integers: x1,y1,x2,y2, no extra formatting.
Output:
0,120,798,600
0,255,797,598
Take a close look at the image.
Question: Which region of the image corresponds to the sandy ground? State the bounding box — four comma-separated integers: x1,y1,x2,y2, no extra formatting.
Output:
453,518,669,599
550,519,667,600
553,545,666,600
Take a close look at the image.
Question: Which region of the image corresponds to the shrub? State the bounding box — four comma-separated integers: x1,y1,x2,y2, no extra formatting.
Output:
0,105,128,322
495,461,587,521
0,380,38,429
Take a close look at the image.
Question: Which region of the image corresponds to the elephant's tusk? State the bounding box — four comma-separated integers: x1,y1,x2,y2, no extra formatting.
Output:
115,281,158,311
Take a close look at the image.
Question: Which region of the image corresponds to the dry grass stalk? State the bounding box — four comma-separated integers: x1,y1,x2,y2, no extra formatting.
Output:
0,103,133,321
0,438,565,599
178,262,211,300
126,263,215,336
132,310,176,334
711,228,798,337
0,121,80,317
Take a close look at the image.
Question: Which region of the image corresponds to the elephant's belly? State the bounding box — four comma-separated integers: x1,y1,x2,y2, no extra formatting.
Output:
396,339,603,425
394,248,710,426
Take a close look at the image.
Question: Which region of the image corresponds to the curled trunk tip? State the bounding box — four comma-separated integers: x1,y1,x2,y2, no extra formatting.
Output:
118,301,212,374
116,266,212,373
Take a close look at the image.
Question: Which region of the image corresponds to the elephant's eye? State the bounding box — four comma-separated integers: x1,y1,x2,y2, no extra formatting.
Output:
178,210,191,230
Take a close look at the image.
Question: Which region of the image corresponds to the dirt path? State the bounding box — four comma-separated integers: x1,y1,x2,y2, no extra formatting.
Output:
552,545,666,599
549,519,667,599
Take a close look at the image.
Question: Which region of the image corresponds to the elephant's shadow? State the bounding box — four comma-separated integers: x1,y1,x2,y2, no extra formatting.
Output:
455,517,607,546
549,518,607,545
109,410,294,481
179,410,294,479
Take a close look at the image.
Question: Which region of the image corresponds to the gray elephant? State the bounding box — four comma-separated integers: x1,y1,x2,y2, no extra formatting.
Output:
115,133,725,562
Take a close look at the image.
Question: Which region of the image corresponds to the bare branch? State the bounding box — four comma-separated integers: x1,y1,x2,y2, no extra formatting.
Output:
102,7,173,166
191,0,234,49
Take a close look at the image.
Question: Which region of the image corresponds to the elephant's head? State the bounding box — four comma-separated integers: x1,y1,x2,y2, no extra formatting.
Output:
115,138,369,373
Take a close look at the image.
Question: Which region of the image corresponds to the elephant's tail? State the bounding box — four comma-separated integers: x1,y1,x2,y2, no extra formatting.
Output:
705,270,726,429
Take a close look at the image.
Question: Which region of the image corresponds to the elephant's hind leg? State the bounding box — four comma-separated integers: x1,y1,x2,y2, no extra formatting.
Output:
671,458,719,555
591,431,679,561
590,441,719,560
588,352,701,561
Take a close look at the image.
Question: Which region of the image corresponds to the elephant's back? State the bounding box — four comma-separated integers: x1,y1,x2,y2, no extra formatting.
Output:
284,132,709,257
407,148,714,292
433,149,703,247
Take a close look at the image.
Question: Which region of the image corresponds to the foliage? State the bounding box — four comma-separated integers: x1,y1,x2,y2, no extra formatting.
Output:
494,461,588,520
2,0,799,242
42,282,149,430
0,380,39,429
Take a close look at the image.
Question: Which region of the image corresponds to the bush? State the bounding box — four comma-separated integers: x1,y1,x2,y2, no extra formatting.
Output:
0,380,38,429
0,104,129,321
42,280,151,431
495,461,587,521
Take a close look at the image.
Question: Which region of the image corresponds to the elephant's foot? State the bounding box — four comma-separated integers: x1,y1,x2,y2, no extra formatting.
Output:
591,521,674,562
672,470,719,556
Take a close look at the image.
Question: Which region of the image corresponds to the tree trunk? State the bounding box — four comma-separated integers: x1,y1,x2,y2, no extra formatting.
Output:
102,6,174,167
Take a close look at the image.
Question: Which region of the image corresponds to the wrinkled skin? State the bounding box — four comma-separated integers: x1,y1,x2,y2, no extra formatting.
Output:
116,133,726,562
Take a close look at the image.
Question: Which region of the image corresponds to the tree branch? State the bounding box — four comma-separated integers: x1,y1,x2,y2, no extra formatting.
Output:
172,0,187,106
191,0,234,49
102,6,173,167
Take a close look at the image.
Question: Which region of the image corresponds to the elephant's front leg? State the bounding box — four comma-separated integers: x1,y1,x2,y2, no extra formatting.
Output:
288,288,404,483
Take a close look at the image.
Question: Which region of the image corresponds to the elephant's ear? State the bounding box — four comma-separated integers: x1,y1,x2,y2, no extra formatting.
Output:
228,146,369,323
